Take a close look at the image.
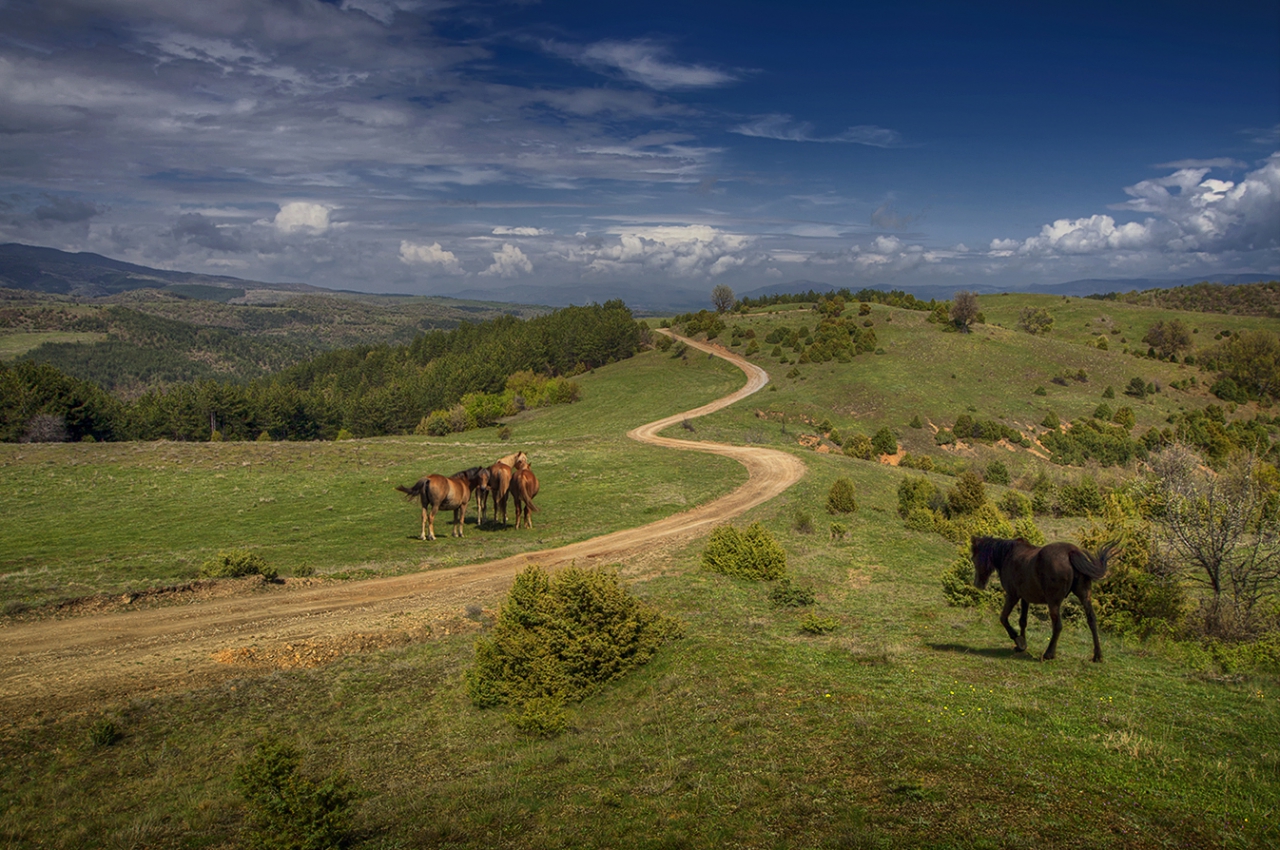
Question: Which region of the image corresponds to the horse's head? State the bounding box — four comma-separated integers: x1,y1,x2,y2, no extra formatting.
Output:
970,536,998,589
511,451,530,470
456,467,489,490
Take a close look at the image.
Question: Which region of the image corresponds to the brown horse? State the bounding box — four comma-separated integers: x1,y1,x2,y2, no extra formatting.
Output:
481,461,512,526
480,452,527,527
971,536,1119,662
396,469,476,540
497,450,527,470
511,455,539,529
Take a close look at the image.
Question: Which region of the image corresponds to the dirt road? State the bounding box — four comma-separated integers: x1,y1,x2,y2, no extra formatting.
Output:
0,334,805,719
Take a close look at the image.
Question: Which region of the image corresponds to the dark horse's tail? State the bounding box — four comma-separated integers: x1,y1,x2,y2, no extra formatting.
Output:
1069,541,1120,580
396,481,427,501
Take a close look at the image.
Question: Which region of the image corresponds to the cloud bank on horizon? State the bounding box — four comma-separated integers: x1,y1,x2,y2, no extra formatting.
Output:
0,0,1276,305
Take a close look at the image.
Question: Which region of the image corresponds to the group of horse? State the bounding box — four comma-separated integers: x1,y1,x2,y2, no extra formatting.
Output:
396,451,539,541
397,448,1118,661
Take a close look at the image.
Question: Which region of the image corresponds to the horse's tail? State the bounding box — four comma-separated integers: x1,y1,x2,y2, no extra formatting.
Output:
1070,541,1119,580
514,473,539,513
397,481,427,501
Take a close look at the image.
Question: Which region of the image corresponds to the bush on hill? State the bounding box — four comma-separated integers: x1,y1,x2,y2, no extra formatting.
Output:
466,566,681,727
702,523,788,580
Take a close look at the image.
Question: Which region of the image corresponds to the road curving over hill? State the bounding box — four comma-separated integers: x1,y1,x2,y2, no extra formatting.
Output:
0,332,805,720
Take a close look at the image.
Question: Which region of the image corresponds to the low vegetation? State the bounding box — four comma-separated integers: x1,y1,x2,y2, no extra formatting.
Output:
3,283,1280,848
0,301,640,442
467,566,682,735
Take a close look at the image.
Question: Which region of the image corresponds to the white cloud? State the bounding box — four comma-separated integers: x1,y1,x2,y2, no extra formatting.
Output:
273,202,332,234
566,224,754,277
481,243,533,277
995,153,1280,259
493,226,552,236
548,39,737,90
731,114,903,147
400,240,463,273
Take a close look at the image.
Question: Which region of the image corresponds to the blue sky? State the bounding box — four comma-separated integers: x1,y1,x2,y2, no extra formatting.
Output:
1,0,1277,307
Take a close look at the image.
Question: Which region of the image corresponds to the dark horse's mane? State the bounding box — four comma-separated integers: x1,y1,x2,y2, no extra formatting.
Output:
972,536,1024,589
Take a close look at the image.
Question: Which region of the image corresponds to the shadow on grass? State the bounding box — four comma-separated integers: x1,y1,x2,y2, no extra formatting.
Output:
926,641,1039,661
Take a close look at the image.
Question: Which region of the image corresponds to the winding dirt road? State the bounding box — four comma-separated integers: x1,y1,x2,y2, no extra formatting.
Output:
0,334,805,720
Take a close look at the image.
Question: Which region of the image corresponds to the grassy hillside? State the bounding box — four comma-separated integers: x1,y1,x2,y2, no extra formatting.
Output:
670,294,1276,488
0,287,545,390
0,347,744,609
1,296,1277,848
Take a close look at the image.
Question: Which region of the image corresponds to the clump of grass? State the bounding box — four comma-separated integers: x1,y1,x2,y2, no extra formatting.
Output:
235,738,356,850
88,717,123,748
793,511,815,534
702,523,788,580
799,613,839,635
200,550,277,581
769,578,817,608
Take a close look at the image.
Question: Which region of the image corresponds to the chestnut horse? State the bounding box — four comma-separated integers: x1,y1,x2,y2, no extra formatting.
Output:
396,468,481,540
971,536,1119,662
511,455,539,529
481,461,512,526
480,452,527,526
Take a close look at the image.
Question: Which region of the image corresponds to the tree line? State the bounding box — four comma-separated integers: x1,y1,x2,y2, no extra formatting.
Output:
1,300,641,443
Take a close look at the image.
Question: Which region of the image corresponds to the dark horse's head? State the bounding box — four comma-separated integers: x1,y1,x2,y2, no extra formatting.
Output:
970,536,1008,589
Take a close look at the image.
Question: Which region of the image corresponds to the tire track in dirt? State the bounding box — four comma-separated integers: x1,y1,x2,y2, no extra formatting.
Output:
0,332,805,719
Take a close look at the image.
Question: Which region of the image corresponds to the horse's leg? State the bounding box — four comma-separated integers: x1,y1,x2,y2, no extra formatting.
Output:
420,506,428,541
999,593,1023,651
426,505,437,541
1078,586,1103,663
1042,601,1062,660
1018,599,1030,652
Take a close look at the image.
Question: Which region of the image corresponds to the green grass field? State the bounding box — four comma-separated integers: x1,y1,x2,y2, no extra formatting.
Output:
675,294,1276,488
0,348,745,608
0,330,108,359
1,301,1278,848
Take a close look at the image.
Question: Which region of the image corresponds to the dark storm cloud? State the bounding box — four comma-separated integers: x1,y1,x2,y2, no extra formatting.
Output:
32,195,105,224
166,213,249,253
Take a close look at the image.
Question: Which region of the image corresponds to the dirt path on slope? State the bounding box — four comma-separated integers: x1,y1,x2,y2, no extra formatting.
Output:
0,333,805,721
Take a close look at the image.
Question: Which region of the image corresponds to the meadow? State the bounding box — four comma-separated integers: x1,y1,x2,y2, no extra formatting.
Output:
1,295,1278,849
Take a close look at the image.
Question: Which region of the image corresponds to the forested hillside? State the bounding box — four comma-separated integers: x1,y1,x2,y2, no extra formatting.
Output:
1093,279,1280,318
1,288,547,391
0,301,641,443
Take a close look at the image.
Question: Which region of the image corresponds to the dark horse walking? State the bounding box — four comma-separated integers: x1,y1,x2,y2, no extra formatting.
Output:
971,536,1119,662
396,468,485,540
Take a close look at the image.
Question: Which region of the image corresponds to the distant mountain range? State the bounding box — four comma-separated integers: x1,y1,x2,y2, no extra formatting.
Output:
736,274,1279,303
0,242,327,303
2,242,1276,313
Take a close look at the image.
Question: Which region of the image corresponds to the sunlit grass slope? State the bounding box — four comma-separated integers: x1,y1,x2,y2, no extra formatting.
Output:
2,451,1275,849
0,347,745,608
674,295,1272,485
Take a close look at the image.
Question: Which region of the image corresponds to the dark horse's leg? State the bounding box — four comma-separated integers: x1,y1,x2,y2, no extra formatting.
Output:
1000,593,1025,652
1018,599,1030,651
1077,583,1103,663
1042,602,1062,660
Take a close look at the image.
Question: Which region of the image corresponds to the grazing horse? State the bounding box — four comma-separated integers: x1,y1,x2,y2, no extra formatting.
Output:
396,470,473,540
971,536,1119,662
510,456,539,529
482,461,513,526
